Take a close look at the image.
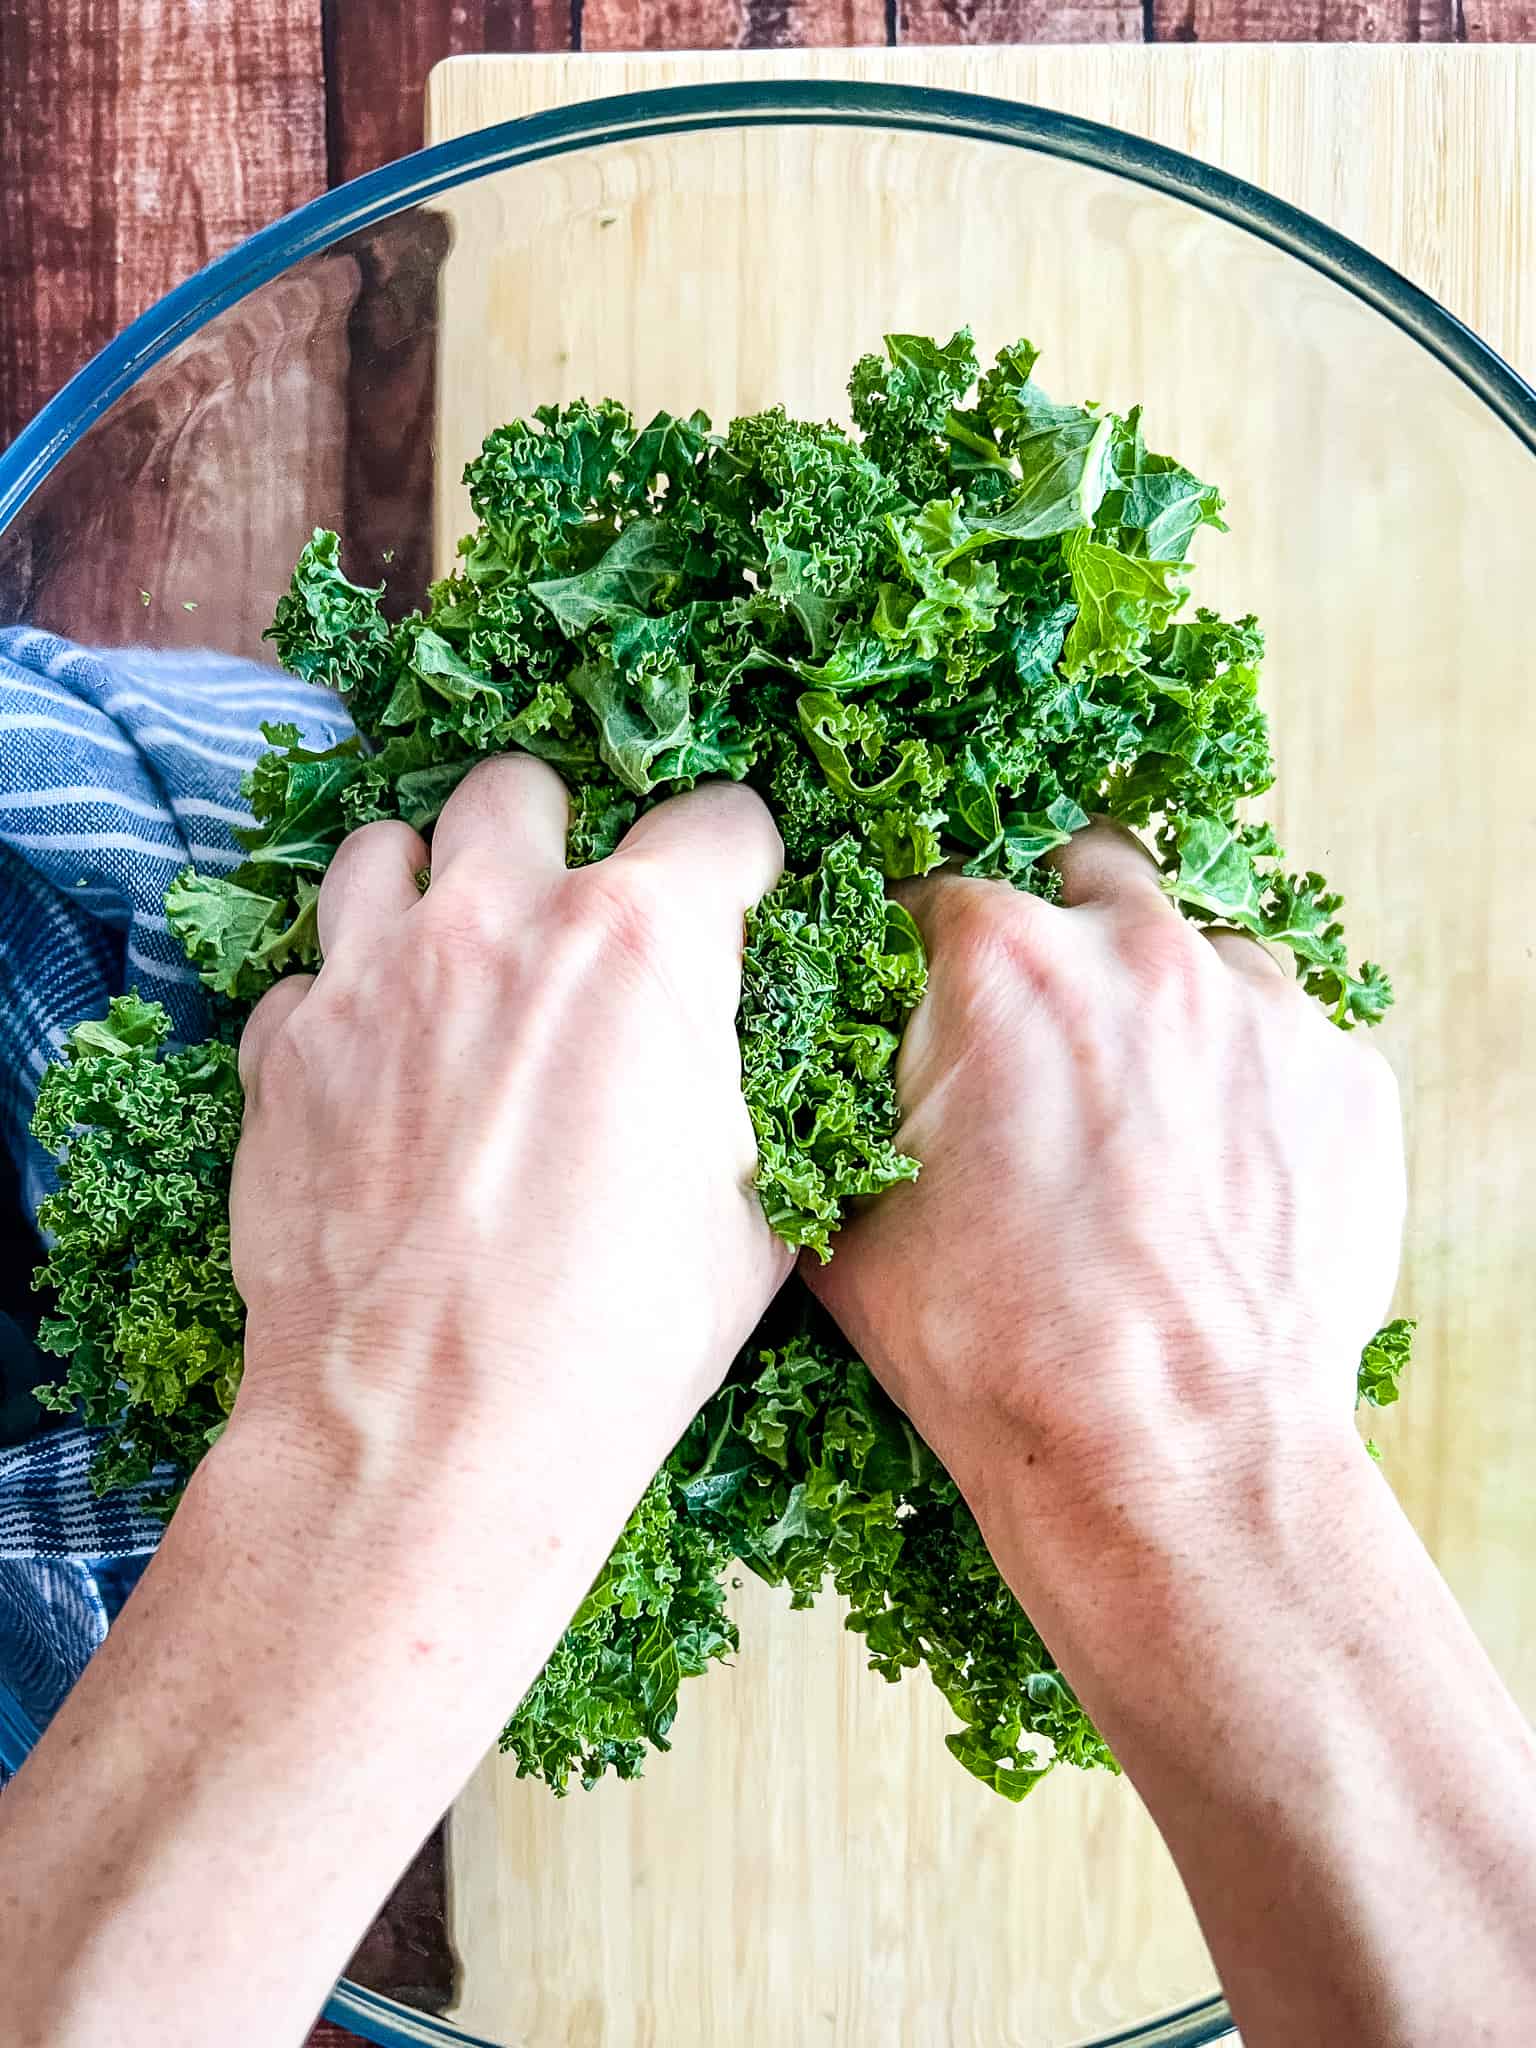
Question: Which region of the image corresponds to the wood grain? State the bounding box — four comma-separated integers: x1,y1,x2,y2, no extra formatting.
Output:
326,0,573,187
0,0,342,670
0,0,118,448
0,0,327,448
1149,0,1454,43
899,0,1141,41
1465,0,1536,31
17,260,355,656
582,0,889,47
1,18,1531,2048
427,45,1536,2048
428,46,1536,410
343,1822,455,2015
325,2,574,620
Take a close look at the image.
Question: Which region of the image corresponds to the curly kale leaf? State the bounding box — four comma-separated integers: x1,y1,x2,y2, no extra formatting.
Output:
740,837,926,1257
267,530,396,728
1103,406,1227,562
849,328,980,502
31,996,244,1501
464,397,641,577
1358,1318,1415,1410
499,1475,738,1793
1061,529,1188,680
530,517,687,639
672,1302,1112,1801
32,329,1408,1801
1165,816,1390,1028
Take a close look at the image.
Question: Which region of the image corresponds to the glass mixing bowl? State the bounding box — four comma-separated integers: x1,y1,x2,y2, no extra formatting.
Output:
3,80,1534,2048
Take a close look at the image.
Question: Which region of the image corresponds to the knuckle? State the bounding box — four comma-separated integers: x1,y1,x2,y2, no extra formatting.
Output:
933,884,1073,1019
243,1011,307,1108
932,884,1089,1031
322,818,410,897
1112,907,1208,1004
416,865,514,961
284,977,368,1063
333,818,392,865
941,882,1047,982
567,862,674,965
238,979,309,1095
1336,1044,1406,1215
716,784,786,871
361,817,421,864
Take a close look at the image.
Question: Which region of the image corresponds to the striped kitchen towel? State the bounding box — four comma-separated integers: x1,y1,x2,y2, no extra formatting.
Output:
0,1430,172,1767
0,624,350,1772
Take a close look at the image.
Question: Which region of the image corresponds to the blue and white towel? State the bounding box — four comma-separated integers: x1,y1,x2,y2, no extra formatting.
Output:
0,1432,172,1755
0,625,350,1774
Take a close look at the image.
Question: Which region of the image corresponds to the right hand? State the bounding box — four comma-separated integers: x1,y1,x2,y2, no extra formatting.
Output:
808,823,1407,1519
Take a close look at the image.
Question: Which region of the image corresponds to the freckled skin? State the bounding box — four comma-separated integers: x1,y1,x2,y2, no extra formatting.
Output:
811,828,1536,2048
1,795,1532,2048
0,762,791,2048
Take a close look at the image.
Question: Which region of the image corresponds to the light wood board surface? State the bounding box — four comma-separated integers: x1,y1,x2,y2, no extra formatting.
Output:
425,48,1535,2048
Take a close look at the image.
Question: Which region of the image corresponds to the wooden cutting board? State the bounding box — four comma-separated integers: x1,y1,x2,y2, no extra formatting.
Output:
423,48,1535,2048
428,46,1535,382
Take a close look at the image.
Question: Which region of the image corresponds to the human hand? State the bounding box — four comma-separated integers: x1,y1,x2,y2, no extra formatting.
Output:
808,830,1536,2048
228,756,791,1508
0,763,791,2048
809,822,1406,1517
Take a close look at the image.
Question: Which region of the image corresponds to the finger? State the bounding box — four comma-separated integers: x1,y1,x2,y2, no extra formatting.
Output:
889,869,1051,957
611,784,785,921
237,974,312,1095
429,753,570,883
1048,818,1170,913
316,819,428,959
1205,926,1288,982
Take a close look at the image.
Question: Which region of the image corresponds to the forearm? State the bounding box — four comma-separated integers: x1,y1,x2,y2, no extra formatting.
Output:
0,1381,643,2048
964,1415,1536,2047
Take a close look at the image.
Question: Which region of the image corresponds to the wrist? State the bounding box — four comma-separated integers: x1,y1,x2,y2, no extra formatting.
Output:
210,1355,654,1628
958,1400,1379,1752
232,1311,682,1540
190,1401,516,1622
175,1393,647,1742
949,1362,1369,1624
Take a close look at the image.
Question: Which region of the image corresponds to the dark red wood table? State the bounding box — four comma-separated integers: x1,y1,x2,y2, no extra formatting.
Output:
1,3,1528,2043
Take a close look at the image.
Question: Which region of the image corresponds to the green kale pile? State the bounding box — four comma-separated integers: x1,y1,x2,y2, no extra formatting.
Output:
31,331,1411,1799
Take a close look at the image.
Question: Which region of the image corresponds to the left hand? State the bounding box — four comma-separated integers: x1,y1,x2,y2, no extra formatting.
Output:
229,754,792,1511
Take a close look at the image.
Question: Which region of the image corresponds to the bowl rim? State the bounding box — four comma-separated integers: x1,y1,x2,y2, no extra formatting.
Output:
1,75,1534,543
320,1977,1236,2048
14,72,1520,2048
